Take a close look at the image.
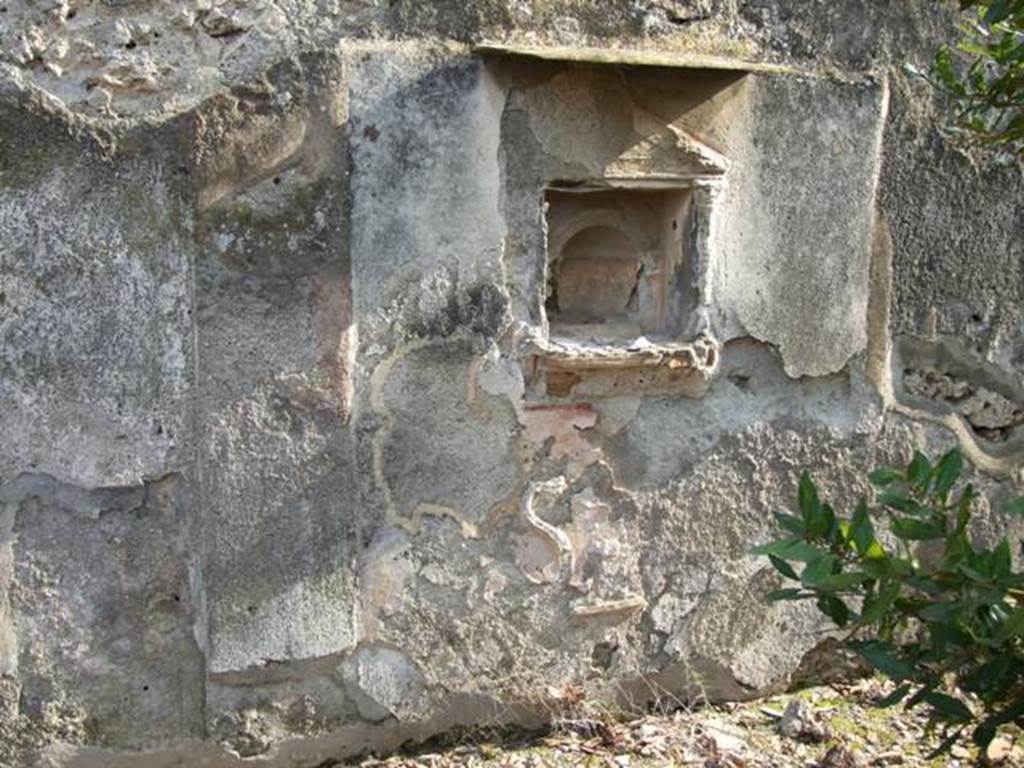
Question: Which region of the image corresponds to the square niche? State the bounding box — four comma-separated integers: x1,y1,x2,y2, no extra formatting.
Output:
528,183,719,400
544,186,699,344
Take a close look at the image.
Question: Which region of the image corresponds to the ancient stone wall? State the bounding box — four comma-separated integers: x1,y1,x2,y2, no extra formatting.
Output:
1,2,1021,765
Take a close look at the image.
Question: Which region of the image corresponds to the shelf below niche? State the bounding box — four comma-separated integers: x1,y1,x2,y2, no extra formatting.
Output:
523,334,719,399
527,334,719,372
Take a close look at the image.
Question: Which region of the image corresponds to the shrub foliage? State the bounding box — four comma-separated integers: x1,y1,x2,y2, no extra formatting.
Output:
757,448,1024,754
924,1,1024,156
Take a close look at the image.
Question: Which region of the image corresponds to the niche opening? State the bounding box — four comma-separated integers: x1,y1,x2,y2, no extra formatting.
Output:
544,187,696,344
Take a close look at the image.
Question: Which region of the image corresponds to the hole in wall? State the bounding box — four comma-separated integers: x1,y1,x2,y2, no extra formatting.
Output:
727,373,751,392
591,641,618,670
894,335,1024,455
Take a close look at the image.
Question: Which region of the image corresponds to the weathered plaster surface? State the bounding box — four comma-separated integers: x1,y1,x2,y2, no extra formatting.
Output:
709,74,888,377
193,51,358,675
0,69,194,489
1,2,1022,766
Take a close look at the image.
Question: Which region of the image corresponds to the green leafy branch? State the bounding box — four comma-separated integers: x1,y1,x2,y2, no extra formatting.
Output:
919,1,1024,156
755,447,1024,755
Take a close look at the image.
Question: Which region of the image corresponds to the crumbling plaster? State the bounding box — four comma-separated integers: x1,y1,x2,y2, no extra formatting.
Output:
1,2,1022,766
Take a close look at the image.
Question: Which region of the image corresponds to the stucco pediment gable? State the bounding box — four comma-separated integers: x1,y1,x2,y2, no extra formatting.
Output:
604,118,728,183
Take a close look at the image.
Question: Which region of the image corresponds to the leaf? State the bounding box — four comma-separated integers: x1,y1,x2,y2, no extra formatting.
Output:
959,563,990,582
888,557,914,576
907,450,933,491
851,499,876,554
853,642,914,679
974,655,1013,691
766,588,805,601
816,594,849,627
993,538,1012,577
918,601,961,622
869,467,903,487
862,539,888,562
817,571,871,591
973,699,1024,748
928,621,971,651
801,554,838,588
973,722,998,750
876,683,912,707
922,692,973,723
958,40,991,56
1002,496,1024,517
935,46,964,94
995,606,1024,643
931,449,963,501
905,683,937,710
984,0,1012,24
891,517,944,541
798,472,821,521
837,519,852,546
926,727,966,759
751,538,823,562
860,582,900,624
773,512,805,534
955,485,975,534
862,558,889,579
821,503,840,544
878,490,925,516
768,554,799,580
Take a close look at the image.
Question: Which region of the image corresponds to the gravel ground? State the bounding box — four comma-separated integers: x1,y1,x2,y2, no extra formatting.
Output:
352,680,1024,768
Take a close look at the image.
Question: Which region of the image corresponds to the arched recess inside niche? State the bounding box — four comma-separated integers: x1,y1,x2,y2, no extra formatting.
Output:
545,205,653,329
546,205,652,262
548,225,642,323
543,188,694,341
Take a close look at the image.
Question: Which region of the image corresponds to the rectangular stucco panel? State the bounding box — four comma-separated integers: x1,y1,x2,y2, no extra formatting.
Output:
710,74,888,378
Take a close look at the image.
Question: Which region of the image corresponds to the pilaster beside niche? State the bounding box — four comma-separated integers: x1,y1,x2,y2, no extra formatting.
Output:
526,170,724,401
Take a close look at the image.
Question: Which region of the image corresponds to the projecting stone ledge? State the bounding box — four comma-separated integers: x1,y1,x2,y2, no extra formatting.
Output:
473,42,797,75
522,334,719,398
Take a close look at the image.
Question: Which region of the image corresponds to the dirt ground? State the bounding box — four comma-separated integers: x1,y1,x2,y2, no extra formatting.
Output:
352,679,1024,768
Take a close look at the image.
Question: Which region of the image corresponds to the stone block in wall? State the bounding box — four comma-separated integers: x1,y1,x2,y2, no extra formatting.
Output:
191,52,349,281
0,75,195,488
0,474,204,749
205,666,352,759
347,52,507,344
191,51,359,674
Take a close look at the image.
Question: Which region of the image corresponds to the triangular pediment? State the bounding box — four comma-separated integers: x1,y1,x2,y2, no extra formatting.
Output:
603,112,728,183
